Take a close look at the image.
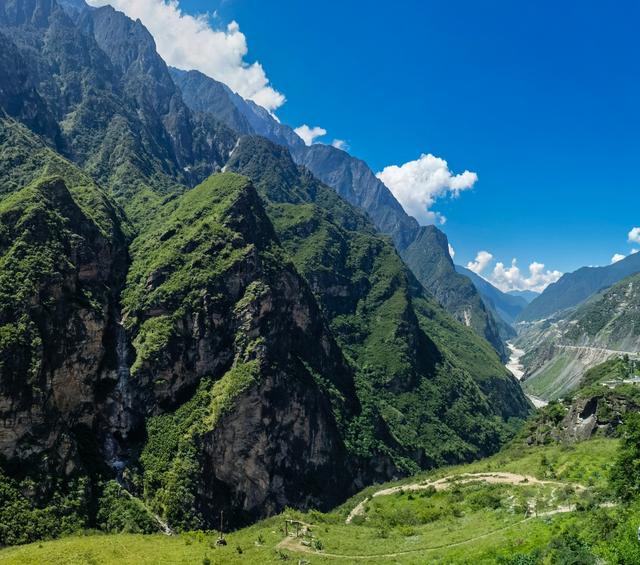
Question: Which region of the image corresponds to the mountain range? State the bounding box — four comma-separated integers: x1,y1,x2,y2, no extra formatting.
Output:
172,67,509,361
518,251,640,322
0,0,529,541
518,271,640,399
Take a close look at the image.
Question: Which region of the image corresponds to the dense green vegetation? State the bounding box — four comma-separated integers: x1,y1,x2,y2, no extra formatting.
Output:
5,434,640,564
403,225,508,360
226,136,529,470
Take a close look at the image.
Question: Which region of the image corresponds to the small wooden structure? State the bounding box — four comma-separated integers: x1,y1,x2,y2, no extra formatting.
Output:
215,510,227,546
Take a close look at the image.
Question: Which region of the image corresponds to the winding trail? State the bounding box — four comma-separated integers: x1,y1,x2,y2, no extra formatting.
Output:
344,472,580,524
278,506,584,560
275,471,592,560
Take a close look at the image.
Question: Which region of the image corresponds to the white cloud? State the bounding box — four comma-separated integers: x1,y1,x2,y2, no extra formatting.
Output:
467,251,493,274
376,154,477,224
488,259,562,293
611,253,626,264
86,0,284,111
448,243,456,259
629,227,640,244
465,251,562,292
331,139,348,151
294,124,327,146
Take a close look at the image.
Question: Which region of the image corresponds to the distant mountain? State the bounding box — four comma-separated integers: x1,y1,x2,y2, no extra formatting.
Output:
518,271,640,399
170,67,304,150
508,290,539,304
171,68,508,359
399,226,507,360
455,265,529,340
518,252,640,322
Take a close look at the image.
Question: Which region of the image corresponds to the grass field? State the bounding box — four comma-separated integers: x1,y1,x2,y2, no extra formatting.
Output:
0,438,620,564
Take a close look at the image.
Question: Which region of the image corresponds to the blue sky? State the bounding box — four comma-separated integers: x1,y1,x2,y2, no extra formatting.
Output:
101,0,640,289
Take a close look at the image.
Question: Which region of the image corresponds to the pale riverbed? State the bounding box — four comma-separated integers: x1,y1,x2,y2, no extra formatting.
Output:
505,341,548,408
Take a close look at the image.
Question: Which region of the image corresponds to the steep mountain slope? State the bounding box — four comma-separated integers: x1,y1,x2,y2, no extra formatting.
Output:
0,0,531,543
456,265,528,326
123,172,361,528
169,68,508,358
519,272,640,399
0,0,236,224
170,67,304,151
225,136,528,466
518,252,640,322
400,227,507,359
0,124,362,534
455,264,529,341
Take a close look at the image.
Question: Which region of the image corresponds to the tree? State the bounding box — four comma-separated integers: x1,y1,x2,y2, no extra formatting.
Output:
610,413,640,501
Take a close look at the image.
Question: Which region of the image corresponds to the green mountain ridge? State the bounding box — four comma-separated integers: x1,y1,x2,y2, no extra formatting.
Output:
0,0,531,544
170,67,509,361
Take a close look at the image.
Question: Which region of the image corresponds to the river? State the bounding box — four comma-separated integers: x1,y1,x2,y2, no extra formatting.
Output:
505,341,548,408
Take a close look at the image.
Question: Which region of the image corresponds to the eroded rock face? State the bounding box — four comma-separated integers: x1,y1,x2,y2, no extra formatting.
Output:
525,392,640,445
561,394,635,441
120,174,361,528
200,366,352,526
0,178,128,476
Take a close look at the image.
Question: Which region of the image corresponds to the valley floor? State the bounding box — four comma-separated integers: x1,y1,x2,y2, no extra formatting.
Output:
0,438,623,564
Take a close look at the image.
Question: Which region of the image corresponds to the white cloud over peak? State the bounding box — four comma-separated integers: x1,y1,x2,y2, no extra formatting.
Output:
294,125,327,146
86,0,285,111
376,154,477,225
467,251,493,274
489,259,562,293
465,251,562,292
331,139,348,151
611,253,626,264
629,227,640,244
448,244,456,259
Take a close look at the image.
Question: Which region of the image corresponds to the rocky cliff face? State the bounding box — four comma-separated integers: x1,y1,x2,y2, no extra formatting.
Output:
0,173,128,479
524,392,640,445
122,173,359,528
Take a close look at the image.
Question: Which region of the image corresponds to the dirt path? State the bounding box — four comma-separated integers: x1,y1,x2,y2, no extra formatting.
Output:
345,472,581,524
277,504,583,560
274,471,592,561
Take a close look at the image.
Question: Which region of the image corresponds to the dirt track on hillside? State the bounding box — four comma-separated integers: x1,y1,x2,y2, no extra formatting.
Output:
275,471,592,561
